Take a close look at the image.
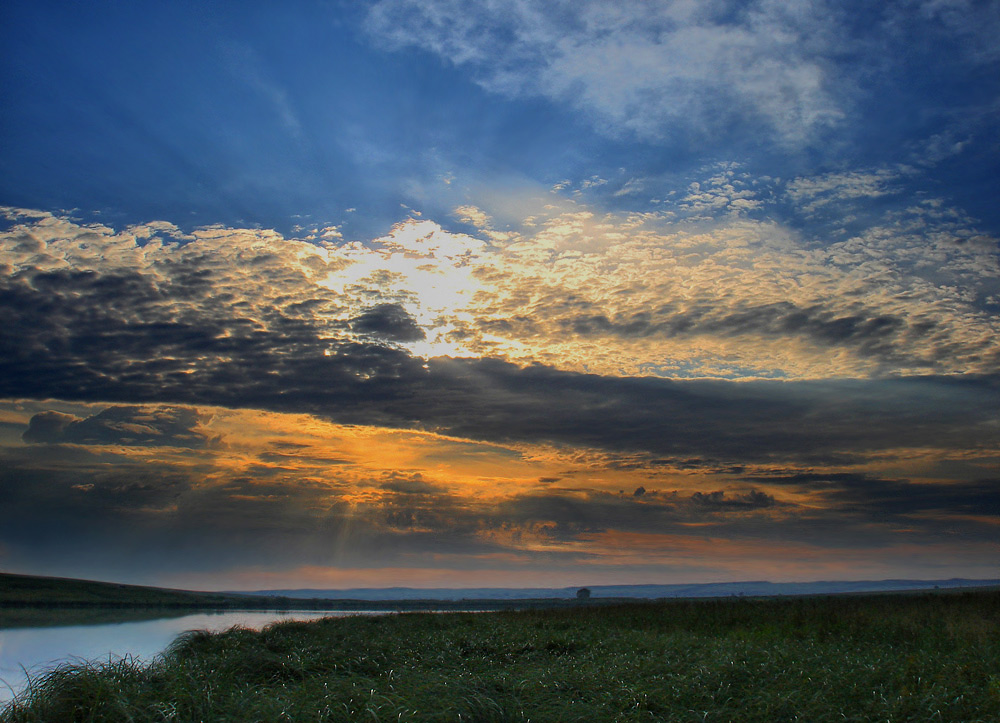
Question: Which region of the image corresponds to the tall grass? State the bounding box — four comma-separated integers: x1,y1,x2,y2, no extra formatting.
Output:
4,591,998,722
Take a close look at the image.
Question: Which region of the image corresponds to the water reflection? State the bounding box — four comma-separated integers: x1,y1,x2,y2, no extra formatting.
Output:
0,609,379,705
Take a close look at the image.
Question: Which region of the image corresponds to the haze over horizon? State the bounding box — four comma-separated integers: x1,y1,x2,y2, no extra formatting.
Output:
1,1,998,592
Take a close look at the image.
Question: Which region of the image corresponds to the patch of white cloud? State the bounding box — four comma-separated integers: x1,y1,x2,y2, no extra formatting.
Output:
365,0,1000,154
786,167,907,214
678,164,763,217
452,205,519,243
613,178,646,197
915,129,972,165
580,175,609,190
366,0,847,146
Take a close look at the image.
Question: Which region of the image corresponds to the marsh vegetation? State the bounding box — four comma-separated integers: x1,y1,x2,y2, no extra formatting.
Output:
3,591,998,722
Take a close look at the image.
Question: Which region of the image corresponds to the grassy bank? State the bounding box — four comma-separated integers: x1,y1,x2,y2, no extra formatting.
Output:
4,591,999,722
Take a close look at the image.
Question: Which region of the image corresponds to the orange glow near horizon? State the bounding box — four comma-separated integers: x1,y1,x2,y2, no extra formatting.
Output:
2,395,998,589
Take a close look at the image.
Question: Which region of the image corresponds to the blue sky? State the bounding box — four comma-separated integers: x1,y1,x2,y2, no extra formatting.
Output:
3,1,591,236
1,1,998,589
4,0,998,239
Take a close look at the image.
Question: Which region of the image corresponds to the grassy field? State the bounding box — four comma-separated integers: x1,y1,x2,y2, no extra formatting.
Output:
3,590,998,722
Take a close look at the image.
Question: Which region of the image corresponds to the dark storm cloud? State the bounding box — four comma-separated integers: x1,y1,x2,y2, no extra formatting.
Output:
556,301,924,367
827,478,1000,517
481,482,996,554
257,450,351,466
485,487,784,542
741,471,887,487
20,411,77,444
742,470,1000,519
351,303,426,342
690,489,776,510
404,360,1000,464
380,473,446,495
0,255,421,410
22,405,207,448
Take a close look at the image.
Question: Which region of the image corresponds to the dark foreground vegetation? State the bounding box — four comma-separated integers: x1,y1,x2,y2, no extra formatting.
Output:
4,590,999,722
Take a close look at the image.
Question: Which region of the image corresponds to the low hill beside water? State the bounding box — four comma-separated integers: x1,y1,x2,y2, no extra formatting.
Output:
0,572,365,611
0,572,253,608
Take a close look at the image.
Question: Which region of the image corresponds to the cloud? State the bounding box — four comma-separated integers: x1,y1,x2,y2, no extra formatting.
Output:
690,489,776,510
456,202,998,379
22,406,207,448
7,200,998,384
20,411,78,444
365,0,1000,153
612,178,645,198
379,472,446,495
0,200,997,552
453,205,491,227
825,477,1000,518
350,303,426,342
1,207,998,468
678,164,763,216
366,0,846,146
744,471,1000,518
786,168,905,214
1,398,997,582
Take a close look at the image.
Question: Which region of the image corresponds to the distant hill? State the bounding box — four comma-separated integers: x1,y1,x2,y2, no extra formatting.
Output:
232,579,1000,601
0,571,251,607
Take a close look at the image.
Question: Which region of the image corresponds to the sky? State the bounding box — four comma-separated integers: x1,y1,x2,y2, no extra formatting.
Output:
1,0,998,591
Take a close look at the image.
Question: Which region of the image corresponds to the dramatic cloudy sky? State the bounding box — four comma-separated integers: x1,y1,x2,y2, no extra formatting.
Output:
1,1,998,590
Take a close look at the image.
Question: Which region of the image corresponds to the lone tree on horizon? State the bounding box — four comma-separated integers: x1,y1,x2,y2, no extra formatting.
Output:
576,587,591,600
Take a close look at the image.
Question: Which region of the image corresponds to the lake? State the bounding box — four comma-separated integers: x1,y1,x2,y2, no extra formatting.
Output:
0,609,384,706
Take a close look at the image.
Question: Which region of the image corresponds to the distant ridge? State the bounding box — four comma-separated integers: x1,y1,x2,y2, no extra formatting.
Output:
231,578,1000,601
0,571,250,607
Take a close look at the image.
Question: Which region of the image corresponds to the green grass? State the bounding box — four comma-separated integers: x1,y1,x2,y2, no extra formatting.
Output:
3,591,999,722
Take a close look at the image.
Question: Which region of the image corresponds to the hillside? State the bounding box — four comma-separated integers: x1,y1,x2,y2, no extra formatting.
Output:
0,572,248,607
